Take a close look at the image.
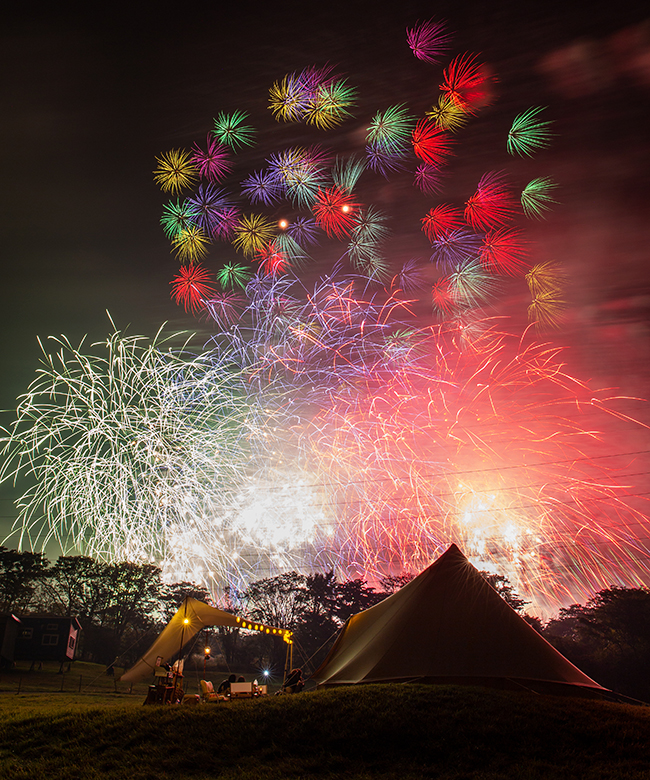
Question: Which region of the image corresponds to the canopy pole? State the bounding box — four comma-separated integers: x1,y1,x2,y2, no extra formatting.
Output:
172,597,189,703
282,639,293,684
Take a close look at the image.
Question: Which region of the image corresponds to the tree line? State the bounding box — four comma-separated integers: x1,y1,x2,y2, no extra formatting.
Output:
1,547,649,700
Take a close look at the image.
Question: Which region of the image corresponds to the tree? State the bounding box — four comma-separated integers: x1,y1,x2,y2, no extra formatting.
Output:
235,572,308,671
0,547,49,612
545,587,650,700
45,556,112,620
159,581,213,622
333,578,382,622
296,571,340,670
478,571,528,613
378,573,416,595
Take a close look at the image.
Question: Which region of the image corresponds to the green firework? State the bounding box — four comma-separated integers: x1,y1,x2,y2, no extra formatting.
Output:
212,111,256,150
507,107,553,157
216,261,253,291
521,177,558,219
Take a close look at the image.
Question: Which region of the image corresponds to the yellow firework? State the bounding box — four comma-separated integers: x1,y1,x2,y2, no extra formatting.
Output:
232,214,276,257
268,75,309,122
528,291,565,330
304,81,356,130
153,149,198,195
525,261,565,297
425,95,469,132
172,225,210,262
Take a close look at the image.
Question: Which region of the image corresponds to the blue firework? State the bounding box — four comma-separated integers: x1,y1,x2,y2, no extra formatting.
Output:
430,228,483,271
241,169,283,206
187,184,232,235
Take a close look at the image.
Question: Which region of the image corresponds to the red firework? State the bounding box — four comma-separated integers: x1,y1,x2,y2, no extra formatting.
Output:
440,52,493,111
312,186,359,239
411,118,453,167
256,241,289,276
464,171,517,231
421,204,463,241
170,263,216,312
479,228,528,276
431,276,457,314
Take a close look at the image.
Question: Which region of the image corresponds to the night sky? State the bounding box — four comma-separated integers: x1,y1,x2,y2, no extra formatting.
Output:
1,1,649,559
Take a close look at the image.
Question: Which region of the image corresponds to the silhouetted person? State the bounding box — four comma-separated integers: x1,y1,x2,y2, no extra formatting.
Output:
218,673,237,695
282,668,304,693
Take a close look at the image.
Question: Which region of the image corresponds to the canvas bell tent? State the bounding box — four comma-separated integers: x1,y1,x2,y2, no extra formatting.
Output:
121,597,292,683
312,544,608,697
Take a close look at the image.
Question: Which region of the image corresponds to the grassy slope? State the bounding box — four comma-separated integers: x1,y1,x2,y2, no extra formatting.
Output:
0,684,649,779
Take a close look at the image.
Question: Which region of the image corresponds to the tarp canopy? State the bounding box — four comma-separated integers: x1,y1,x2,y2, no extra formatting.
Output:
121,597,291,683
312,544,606,695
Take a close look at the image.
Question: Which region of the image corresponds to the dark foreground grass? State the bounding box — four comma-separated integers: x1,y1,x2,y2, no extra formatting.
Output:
1,684,649,779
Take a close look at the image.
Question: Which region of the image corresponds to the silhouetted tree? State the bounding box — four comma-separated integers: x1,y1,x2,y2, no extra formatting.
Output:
545,587,650,700
159,581,213,621
0,546,49,612
379,573,416,595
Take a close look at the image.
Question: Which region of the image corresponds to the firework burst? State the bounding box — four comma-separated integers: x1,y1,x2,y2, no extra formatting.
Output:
153,149,198,195
406,19,453,63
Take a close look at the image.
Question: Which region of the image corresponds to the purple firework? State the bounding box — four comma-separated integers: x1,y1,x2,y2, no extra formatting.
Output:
286,216,320,246
406,19,453,64
212,206,241,240
241,169,283,206
191,135,232,182
393,258,427,292
187,184,232,235
414,164,446,195
365,146,405,178
430,228,483,271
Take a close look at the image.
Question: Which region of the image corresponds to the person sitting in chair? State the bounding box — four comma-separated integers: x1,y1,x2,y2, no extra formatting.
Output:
217,673,237,695
282,668,304,694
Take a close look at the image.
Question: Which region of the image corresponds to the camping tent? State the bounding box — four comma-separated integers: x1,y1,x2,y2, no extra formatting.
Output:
121,597,291,683
312,544,607,697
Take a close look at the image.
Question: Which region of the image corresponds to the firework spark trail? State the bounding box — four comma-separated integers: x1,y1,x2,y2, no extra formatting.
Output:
2,17,650,612
0,325,337,590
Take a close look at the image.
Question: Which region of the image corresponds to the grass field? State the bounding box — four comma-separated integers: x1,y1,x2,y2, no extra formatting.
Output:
1,667,649,779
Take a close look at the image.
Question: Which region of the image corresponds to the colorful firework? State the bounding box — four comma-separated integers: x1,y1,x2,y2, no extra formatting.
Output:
191,136,232,182
464,171,517,231
241,170,283,206
5,17,650,616
430,228,483,270
479,228,528,277
414,164,446,195
170,263,215,311
421,204,463,241
411,118,453,167
160,199,195,239
153,149,198,195
232,214,276,257
507,107,554,157
312,186,360,239
212,111,256,150
440,53,491,111
406,19,452,63
216,261,253,291
426,94,469,132
304,79,357,130
171,225,210,263
366,105,416,156
187,184,231,235
521,177,559,219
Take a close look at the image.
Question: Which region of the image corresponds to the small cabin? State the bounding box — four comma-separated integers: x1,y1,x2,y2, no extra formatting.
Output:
15,616,81,664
